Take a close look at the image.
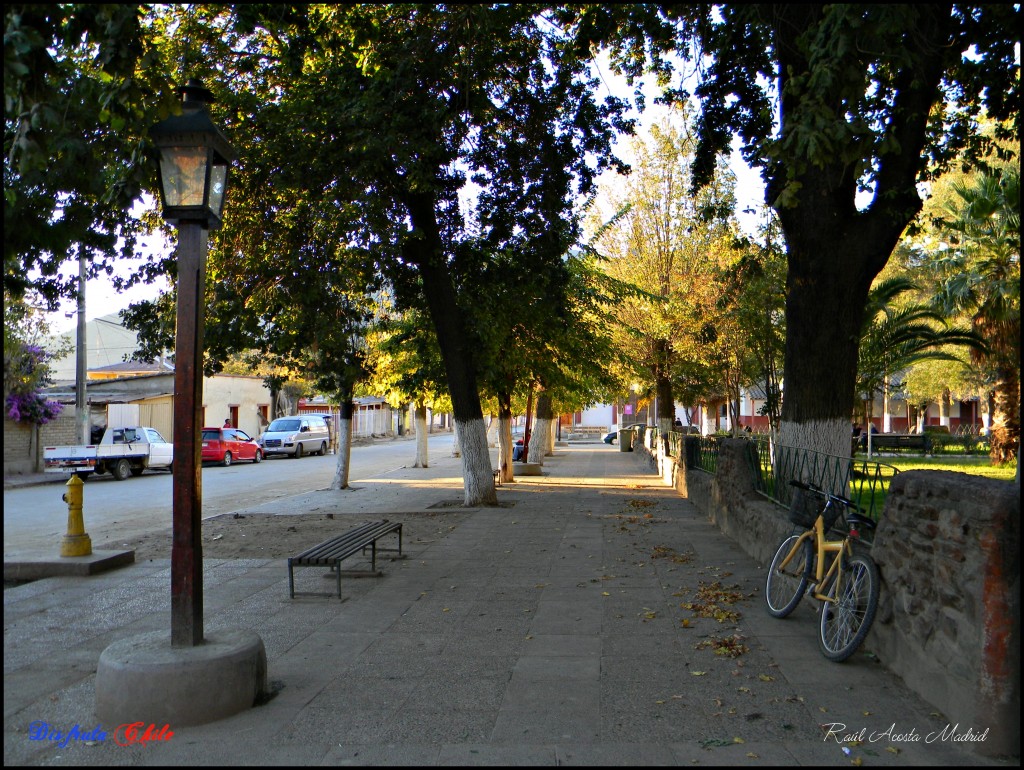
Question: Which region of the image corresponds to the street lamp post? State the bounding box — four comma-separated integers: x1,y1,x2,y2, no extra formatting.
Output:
150,78,236,647
95,78,265,728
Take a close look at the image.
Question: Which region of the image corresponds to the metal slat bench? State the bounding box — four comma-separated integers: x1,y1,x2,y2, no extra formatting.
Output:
288,520,404,599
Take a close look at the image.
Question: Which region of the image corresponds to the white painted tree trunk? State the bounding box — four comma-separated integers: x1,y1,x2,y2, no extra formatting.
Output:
485,414,498,447
939,389,951,428
498,415,514,484
546,419,556,456
777,417,850,494
451,420,461,457
458,416,497,506
528,417,549,466
657,415,673,468
882,377,892,432
331,416,353,490
413,403,429,468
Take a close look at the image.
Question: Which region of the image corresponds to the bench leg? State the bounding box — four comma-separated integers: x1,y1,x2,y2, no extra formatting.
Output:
288,559,295,599
336,562,342,599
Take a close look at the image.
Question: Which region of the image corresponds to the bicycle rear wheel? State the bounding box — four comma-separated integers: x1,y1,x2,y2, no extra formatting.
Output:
819,552,880,662
765,534,812,618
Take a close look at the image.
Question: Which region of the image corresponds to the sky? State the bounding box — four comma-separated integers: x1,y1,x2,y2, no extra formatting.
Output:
44,200,172,336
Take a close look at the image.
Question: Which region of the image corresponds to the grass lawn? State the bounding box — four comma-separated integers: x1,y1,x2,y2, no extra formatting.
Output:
864,454,1018,482
850,454,1016,520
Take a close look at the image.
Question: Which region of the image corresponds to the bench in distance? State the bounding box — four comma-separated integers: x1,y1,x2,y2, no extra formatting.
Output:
288,520,405,599
856,433,931,454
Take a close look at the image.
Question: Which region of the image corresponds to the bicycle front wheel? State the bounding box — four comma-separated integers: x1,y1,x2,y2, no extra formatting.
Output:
765,534,812,618
819,552,880,662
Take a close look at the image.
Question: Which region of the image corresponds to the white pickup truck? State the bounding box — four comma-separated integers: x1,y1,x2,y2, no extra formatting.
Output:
43,426,174,481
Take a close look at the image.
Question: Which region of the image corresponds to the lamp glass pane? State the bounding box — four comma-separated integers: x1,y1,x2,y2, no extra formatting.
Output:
208,164,228,218
159,146,208,207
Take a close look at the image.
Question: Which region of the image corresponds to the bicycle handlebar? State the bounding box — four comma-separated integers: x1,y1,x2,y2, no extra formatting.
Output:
788,479,858,510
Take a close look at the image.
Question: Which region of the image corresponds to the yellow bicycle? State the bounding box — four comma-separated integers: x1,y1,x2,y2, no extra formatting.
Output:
765,479,880,662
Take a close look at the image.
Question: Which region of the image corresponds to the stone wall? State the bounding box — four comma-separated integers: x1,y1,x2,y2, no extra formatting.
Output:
3,418,35,475
637,438,1020,758
3,410,79,476
872,471,1019,757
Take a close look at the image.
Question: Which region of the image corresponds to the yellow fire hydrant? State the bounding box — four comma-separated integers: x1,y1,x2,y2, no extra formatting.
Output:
60,474,92,557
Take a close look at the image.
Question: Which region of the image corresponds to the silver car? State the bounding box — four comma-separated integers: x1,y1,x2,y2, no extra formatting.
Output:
259,415,330,458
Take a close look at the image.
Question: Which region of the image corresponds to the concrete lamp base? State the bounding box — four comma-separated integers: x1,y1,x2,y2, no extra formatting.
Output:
96,629,267,727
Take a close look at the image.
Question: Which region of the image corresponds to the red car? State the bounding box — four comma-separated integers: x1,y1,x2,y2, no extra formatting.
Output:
201,427,263,466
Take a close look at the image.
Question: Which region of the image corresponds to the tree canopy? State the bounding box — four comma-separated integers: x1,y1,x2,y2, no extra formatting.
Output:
583,3,1019,459
4,4,177,305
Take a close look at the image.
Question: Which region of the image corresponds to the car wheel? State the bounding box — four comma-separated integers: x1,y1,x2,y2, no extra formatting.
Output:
318,441,327,456
222,452,232,467
112,459,132,481
253,450,263,464
295,443,303,458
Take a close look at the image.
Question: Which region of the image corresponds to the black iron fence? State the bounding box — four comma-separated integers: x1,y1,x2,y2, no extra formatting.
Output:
661,430,899,520
748,438,898,521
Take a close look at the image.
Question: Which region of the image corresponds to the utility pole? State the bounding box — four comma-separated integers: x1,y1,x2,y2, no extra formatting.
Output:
76,253,89,445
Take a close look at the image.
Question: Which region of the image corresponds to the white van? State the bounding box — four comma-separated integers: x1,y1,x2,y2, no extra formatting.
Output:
259,415,330,458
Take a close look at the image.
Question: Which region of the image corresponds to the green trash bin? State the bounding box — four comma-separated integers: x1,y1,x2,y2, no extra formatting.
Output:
618,428,634,452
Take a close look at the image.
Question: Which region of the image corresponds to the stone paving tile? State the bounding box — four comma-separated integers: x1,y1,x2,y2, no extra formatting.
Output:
4,445,1012,768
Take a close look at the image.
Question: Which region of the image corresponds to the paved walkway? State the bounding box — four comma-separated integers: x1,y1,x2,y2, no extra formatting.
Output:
3,446,1012,766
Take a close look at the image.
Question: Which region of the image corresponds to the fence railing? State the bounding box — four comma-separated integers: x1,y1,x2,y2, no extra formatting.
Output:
748,438,899,521
656,430,900,519
693,435,720,474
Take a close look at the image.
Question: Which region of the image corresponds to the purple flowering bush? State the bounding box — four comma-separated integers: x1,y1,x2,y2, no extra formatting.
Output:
5,392,63,424
3,342,63,425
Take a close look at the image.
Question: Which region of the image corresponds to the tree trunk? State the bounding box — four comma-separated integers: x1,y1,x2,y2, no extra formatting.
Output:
777,236,878,459
939,388,951,428
403,191,496,506
451,420,461,457
497,396,515,484
770,5,944,462
458,416,492,504
654,374,673,456
413,401,429,468
331,397,354,490
529,390,553,467
990,364,1020,465
864,393,875,459
485,413,498,447
396,402,406,436
882,376,892,433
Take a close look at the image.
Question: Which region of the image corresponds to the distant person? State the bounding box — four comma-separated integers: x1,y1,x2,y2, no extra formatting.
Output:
224,418,232,428
852,424,862,437
674,417,683,427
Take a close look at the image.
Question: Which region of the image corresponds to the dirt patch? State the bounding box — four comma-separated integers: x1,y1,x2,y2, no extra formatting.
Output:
93,510,474,563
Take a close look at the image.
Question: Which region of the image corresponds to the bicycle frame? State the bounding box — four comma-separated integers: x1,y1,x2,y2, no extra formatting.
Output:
776,501,851,603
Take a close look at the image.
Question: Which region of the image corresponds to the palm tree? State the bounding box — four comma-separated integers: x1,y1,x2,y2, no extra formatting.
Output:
929,169,1020,466
857,277,983,458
